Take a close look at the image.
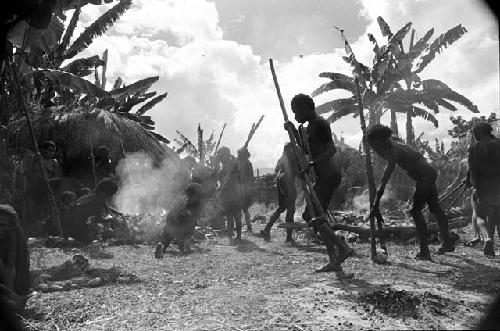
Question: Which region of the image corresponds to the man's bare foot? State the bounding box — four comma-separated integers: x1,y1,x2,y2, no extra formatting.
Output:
484,240,495,257
315,262,342,273
336,247,354,265
437,242,455,255
415,252,433,261
260,230,271,242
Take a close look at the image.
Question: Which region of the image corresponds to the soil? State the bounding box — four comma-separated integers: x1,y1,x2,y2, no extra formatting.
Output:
23,212,500,331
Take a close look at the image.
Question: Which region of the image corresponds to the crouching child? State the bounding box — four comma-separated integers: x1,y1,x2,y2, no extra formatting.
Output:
156,183,204,256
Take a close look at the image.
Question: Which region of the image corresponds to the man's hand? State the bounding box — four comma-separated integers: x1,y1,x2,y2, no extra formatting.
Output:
462,177,472,189
283,121,295,132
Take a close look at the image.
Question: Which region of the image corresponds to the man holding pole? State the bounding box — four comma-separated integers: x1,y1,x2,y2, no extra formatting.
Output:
284,93,353,272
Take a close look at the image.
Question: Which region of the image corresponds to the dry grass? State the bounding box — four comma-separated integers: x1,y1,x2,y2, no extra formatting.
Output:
22,207,500,331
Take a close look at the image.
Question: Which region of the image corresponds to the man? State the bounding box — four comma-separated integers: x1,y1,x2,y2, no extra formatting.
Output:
61,178,118,243
468,121,500,256
157,183,204,255
284,93,353,273
0,205,30,307
215,146,243,240
367,124,455,260
261,143,297,242
24,140,63,231
236,147,254,232
94,145,114,182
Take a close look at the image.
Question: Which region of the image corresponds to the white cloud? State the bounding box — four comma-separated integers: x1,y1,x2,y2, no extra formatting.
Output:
73,0,498,169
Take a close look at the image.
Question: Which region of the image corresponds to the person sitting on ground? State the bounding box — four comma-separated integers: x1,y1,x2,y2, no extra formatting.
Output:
61,178,118,244
367,124,455,260
467,120,500,256
0,204,30,308
94,145,115,182
261,143,298,243
157,183,205,255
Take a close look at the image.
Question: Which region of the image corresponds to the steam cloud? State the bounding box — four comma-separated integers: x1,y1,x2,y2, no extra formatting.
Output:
113,152,180,214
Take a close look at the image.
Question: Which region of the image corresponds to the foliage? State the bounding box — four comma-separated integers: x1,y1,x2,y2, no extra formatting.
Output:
448,113,498,139
314,17,478,143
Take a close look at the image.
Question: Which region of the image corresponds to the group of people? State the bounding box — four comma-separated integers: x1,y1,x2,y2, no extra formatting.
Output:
157,144,255,255
258,93,498,272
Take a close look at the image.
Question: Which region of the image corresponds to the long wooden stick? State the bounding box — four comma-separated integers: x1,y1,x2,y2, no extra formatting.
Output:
354,79,383,259
88,131,97,188
11,63,62,236
214,123,227,154
269,59,327,222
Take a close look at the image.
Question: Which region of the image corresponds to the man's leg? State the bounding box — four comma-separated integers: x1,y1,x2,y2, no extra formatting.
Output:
243,206,252,232
427,180,454,254
284,201,295,242
466,191,482,246
410,182,432,260
234,210,242,240
261,205,285,241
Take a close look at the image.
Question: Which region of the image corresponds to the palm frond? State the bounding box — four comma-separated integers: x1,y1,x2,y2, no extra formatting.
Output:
135,92,168,116
54,6,81,62
64,0,132,59
315,98,356,115
325,104,358,123
23,69,110,98
61,55,104,77
410,106,439,127
110,76,159,102
312,73,355,96
415,24,467,73
407,28,434,60
377,16,393,37
422,79,479,113
117,92,156,113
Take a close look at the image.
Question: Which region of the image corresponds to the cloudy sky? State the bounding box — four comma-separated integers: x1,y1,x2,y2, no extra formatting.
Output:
76,0,498,170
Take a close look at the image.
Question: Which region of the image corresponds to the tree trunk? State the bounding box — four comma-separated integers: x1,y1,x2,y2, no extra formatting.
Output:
390,109,398,136
405,108,414,145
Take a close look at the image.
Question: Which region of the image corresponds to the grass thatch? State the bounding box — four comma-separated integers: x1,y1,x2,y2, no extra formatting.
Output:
8,106,178,184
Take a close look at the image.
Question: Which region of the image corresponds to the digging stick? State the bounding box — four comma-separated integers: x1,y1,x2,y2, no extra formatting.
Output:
269,59,327,222
446,184,468,211
353,79,382,259
88,131,97,188
214,123,227,154
11,64,63,236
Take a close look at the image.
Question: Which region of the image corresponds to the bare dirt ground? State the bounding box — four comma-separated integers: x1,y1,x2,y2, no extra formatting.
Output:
23,210,500,331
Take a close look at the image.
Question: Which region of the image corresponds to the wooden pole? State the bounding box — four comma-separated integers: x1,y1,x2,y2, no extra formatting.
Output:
353,79,380,259
11,64,63,236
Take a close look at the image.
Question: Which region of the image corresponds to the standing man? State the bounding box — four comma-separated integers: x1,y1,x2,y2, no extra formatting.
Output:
468,121,500,256
367,124,455,260
260,142,297,242
237,147,254,232
215,147,243,240
285,94,353,273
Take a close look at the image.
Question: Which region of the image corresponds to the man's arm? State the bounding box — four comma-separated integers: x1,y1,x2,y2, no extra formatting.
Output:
373,159,396,208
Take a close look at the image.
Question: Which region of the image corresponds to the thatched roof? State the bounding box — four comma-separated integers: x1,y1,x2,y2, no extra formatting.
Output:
8,106,179,184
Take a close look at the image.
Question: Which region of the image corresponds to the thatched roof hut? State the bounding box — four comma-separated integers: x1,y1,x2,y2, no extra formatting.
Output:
8,106,179,186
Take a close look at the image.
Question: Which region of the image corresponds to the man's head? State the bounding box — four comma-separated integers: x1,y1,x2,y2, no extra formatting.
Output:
291,94,315,123
40,140,56,159
181,155,197,170
237,148,250,160
472,121,494,141
215,146,231,163
0,205,18,239
95,145,111,163
184,182,204,207
367,124,393,155
95,177,118,197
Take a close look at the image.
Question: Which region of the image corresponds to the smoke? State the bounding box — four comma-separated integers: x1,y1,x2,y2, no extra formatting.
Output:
113,152,180,214
351,185,394,212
